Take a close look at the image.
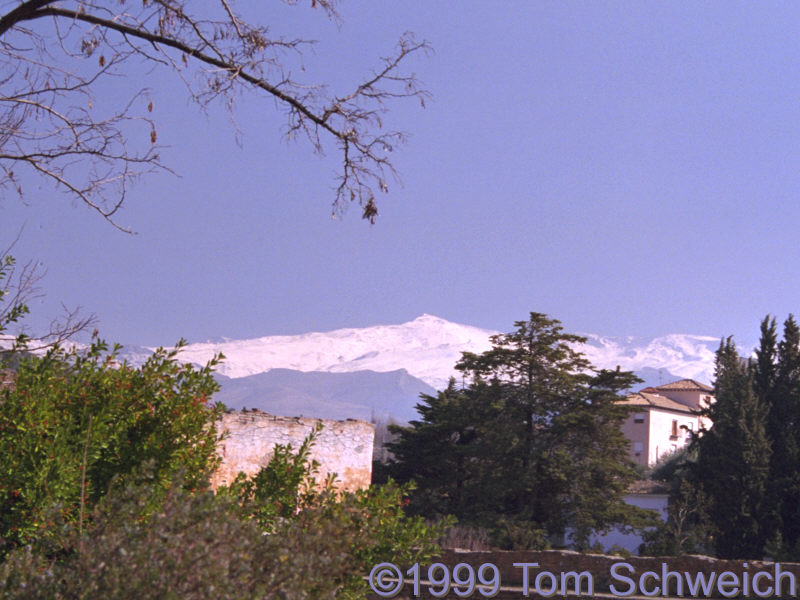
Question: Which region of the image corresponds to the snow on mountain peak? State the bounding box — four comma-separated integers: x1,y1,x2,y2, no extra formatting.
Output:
162,315,495,390
579,333,719,384
131,315,724,390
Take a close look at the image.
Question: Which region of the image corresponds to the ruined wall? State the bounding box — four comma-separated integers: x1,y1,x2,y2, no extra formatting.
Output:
210,410,374,491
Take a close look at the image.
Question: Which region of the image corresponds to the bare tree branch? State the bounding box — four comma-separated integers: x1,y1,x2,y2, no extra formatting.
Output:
0,236,96,356
0,0,430,227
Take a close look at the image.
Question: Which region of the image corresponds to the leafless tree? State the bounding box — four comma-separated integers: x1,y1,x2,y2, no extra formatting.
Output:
0,235,95,355
0,0,430,229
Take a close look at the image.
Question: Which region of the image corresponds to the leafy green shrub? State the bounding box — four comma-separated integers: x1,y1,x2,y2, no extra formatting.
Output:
0,339,224,552
491,517,551,551
222,422,328,530
0,468,365,600
0,432,449,599
606,544,633,559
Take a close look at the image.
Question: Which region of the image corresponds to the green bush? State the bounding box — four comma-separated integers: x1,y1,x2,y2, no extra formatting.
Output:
0,469,364,600
1,253,447,595
0,339,224,552
0,432,449,599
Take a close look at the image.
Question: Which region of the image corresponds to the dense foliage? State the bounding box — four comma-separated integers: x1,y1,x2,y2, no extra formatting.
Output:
0,312,446,597
0,431,445,600
386,313,653,549
755,316,800,560
0,339,225,552
650,315,800,560
690,336,771,559
639,477,713,556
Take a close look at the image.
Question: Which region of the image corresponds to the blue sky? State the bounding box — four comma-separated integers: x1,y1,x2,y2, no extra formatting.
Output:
3,2,800,350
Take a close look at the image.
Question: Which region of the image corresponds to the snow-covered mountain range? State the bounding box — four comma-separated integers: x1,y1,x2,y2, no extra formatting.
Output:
160,314,494,391
111,315,731,422
579,333,720,387
135,314,720,389
6,315,733,421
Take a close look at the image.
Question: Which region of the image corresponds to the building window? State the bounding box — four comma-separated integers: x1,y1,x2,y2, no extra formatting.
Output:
634,413,645,423
670,419,679,439
633,442,643,452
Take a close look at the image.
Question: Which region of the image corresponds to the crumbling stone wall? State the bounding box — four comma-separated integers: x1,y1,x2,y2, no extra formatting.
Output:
210,410,374,491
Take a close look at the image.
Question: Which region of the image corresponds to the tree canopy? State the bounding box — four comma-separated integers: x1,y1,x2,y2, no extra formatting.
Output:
386,312,652,549
0,0,429,228
0,397,445,599
690,336,770,559
684,315,800,559
0,338,225,551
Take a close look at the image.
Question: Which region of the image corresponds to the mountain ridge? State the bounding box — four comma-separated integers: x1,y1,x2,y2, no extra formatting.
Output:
128,314,722,389
109,315,739,422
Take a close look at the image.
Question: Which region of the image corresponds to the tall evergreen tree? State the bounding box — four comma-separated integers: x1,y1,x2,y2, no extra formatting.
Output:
385,379,503,522
692,337,771,559
387,313,649,549
753,316,778,402
759,316,800,558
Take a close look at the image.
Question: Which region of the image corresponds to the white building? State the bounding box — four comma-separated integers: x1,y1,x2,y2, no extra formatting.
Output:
587,379,715,554
619,379,713,467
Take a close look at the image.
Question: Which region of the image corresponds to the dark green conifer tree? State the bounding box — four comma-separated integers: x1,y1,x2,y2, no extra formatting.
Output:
759,316,800,558
753,317,778,401
387,313,649,549
692,337,771,559
386,379,501,521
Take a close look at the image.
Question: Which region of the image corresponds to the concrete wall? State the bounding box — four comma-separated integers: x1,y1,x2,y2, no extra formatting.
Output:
621,411,651,467
622,408,701,467
210,410,375,491
659,389,714,430
648,409,697,465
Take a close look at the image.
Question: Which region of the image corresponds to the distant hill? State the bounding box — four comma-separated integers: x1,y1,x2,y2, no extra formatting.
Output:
213,368,436,423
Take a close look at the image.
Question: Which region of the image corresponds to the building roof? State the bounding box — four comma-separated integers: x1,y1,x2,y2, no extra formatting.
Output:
655,378,713,392
619,391,697,415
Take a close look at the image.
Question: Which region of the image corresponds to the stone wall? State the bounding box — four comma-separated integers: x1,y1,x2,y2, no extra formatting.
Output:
210,410,374,491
